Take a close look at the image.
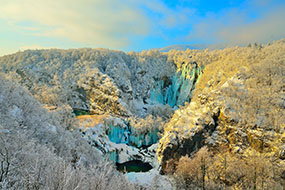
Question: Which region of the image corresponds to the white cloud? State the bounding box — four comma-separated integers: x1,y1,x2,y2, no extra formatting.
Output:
217,7,285,44
187,5,285,45
1,0,284,50
0,0,150,48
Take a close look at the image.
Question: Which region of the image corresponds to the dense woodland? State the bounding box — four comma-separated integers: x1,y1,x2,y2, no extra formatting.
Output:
0,75,139,189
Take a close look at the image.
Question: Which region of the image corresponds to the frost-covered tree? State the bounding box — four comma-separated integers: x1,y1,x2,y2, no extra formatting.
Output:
0,74,137,189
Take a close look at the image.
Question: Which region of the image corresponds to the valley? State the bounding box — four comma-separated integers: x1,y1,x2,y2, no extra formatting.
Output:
0,39,284,189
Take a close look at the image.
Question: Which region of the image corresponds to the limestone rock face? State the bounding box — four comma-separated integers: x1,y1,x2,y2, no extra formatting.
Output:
157,100,219,173
155,40,285,174
157,72,285,173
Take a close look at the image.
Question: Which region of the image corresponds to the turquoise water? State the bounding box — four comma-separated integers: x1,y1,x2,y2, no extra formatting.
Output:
106,122,159,163
116,160,153,173
73,108,92,116
150,64,203,107
107,124,159,148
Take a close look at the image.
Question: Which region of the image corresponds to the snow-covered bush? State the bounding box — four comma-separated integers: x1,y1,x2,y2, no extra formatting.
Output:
0,74,137,189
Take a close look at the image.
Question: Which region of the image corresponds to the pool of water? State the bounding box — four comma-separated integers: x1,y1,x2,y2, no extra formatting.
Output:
116,160,153,173
73,108,92,116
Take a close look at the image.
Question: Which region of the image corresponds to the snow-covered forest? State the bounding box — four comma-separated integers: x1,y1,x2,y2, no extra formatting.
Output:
0,39,285,189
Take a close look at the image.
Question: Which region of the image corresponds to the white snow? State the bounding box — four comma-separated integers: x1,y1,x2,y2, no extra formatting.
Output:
9,105,23,121
126,168,174,189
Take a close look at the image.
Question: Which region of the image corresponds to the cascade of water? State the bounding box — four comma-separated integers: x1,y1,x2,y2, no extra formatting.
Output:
150,63,203,107
107,123,159,148
95,63,203,164
128,128,159,147
107,124,130,144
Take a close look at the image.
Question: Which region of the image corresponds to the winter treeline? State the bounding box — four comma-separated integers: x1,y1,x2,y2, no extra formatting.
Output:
0,74,137,189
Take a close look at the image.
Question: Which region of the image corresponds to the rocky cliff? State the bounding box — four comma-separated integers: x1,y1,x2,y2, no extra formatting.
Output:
157,40,285,179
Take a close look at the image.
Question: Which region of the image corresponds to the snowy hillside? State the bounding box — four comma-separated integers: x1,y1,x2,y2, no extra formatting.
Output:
0,39,285,189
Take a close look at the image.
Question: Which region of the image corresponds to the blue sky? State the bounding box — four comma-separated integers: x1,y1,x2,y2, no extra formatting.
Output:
0,0,284,55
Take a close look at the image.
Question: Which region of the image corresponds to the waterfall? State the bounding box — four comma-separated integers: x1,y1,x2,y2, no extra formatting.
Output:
150,63,203,107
